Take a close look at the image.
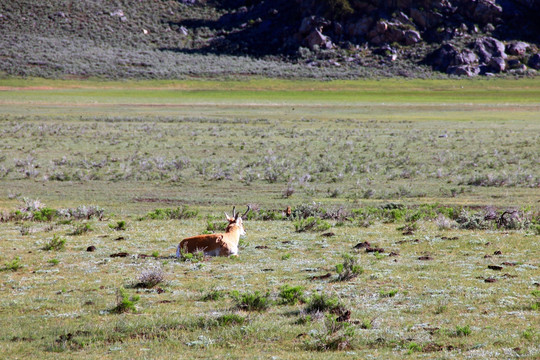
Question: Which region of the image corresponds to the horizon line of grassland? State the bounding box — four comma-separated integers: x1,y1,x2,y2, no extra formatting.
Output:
1,77,540,104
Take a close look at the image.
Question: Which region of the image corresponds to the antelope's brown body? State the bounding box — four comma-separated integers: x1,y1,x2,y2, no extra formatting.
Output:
176,206,249,258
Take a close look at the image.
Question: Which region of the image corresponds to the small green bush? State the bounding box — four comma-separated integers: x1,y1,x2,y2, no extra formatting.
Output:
294,217,331,232
232,290,271,311
33,207,56,222
43,234,66,251
144,206,198,220
379,289,398,298
4,256,22,271
455,324,471,337
112,288,140,313
279,285,305,305
306,314,355,351
69,223,93,236
109,220,126,231
335,253,363,281
305,293,343,314
201,289,226,301
216,314,245,326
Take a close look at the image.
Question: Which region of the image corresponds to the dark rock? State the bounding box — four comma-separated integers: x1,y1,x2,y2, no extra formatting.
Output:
311,272,332,280
418,255,433,260
488,57,506,72
366,247,385,253
484,278,497,283
428,44,478,71
353,241,371,249
473,37,507,63
488,265,503,271
528,54,540,69
507,42,529,56
110,252,129,257
86,245,96,252
347,17,374,37
473,0,502,24
507,58,522,69
448,64,479,77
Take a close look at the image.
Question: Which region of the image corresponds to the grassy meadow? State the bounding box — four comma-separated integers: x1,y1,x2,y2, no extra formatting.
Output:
0,78,539,359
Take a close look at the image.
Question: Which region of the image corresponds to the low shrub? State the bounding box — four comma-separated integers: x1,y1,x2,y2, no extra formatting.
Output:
279,285,305,305
136,265,164,288
232,290,271,311
305,293,343,314
112,288,140,313
144,206,198,220
294,217,331,232
43,234,66,251
306,314,355,351
335,253,363,281
3,256,22,271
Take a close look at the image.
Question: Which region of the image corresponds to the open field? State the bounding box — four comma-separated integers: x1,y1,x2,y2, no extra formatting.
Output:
0,78,539,359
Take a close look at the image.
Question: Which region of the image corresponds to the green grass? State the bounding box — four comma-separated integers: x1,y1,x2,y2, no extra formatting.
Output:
0,79,539,358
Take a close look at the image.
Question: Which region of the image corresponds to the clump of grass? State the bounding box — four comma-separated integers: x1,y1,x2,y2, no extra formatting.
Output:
48,259,60,266
294,217,331,232
109,220,127,231
305,292,343,314
281,253,291,260
335,253,363,281
3,256,22,271
531,290,540,310
407,342,423,354
19,224,31,235
397,222,418,235
143,206,198,220
136,265,164,288
306,314,355,351
455,324,471,337
112,288,140,313
204,219,227,233
201,289,227,301
42,234,66,251
216,314,245,326
178,247,204,262
279,285,305,305
231,290,271,311
379,289,399,298
69,223,93,236
32,207,57,222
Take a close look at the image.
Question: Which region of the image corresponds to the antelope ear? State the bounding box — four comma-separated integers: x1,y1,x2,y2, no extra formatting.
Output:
224,212,232,221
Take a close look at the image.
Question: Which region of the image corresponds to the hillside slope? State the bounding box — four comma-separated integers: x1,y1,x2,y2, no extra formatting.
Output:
0,0,538,79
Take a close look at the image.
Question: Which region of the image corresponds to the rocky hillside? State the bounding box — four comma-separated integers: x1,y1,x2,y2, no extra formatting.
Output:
0,0,539,79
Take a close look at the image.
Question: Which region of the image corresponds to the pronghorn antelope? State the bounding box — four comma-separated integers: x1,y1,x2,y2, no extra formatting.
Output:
176,206,250,258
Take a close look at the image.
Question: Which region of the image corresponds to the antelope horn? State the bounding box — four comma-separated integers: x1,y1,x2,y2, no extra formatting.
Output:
232,206,237,219
242,205,251,218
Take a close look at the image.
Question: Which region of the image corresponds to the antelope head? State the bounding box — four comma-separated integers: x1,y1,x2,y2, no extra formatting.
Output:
224,205,250,236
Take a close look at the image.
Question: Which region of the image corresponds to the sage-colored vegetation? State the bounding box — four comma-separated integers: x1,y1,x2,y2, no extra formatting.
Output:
0,79,538,359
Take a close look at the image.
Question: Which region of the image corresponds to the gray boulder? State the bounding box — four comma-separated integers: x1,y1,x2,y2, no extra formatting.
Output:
488,57,506,72
428,44,478,71
473,37,507,63
306,29,332,50
404,30,421,45
447,65,480,77
506,41,529,56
